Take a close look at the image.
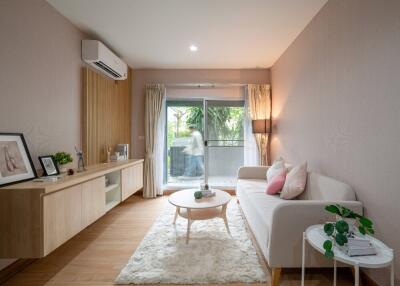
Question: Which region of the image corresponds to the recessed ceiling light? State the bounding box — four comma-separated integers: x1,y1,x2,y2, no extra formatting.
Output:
189,45,198,52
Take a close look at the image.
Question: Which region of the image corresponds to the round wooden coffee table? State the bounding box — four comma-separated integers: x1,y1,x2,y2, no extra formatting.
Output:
168,189,232,244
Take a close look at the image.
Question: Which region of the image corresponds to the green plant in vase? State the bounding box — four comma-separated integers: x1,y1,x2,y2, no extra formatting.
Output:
53,151,73,173
323,204,374,259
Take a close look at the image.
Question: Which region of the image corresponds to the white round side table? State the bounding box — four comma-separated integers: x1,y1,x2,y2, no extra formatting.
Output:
301,225,394,286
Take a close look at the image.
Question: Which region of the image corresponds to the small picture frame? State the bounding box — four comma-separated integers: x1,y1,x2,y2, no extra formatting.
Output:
39,155,60,176
0,133,37,187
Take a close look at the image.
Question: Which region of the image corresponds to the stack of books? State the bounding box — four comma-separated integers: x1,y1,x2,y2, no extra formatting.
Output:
200,190,216,198
339,235,376,257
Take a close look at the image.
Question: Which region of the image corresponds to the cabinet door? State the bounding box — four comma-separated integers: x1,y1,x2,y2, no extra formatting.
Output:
134,163,143,191
43,185,82,256
121,166,134,201
82,176,106,228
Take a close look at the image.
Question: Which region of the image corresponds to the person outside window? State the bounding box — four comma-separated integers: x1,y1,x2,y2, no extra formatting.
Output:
182,124,204,177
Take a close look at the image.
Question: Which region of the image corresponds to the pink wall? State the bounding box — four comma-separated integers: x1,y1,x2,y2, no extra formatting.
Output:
271,0,400,284
0,0,85,167
0,0,84,270
131,69,270,158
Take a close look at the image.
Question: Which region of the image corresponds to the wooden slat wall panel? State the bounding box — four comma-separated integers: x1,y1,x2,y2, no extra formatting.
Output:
82,67,132,165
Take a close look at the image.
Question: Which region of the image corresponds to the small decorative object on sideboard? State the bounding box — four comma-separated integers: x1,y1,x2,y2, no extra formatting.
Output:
33,176,61,183
53,151,73,173
67,168,74,176
75,146,86,172
38,155,60,176
322,204,375,259
0,133,37,187
116,144,129,160
110,151,128,162
105,145,112,163
110,152,120,162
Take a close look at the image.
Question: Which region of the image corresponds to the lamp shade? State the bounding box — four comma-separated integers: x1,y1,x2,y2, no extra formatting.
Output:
252,119,271,134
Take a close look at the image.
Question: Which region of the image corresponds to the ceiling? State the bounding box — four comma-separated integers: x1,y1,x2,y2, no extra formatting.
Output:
47,0,327,69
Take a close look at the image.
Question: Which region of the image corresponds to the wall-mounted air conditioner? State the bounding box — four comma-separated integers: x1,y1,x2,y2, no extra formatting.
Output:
82,40,127,80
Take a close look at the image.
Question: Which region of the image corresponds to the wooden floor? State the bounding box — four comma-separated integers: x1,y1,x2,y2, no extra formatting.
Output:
3,195,354,286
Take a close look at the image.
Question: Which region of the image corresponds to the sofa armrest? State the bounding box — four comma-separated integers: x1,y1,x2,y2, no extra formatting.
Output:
267,200,363,268
237,166,269,180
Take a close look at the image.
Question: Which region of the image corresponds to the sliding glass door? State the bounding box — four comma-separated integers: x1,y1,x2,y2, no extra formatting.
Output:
166,100,204,187
165,99,244,189
205,100,244,188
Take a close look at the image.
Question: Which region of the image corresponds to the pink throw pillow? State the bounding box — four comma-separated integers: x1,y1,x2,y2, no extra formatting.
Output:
266,169,286,195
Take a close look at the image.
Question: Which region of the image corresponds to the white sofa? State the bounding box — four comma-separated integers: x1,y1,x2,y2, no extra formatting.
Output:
236,166,363,285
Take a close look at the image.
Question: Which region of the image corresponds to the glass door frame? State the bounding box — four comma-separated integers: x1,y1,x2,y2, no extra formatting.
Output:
203,100,208,186
164,98,245,189
204,99,245,187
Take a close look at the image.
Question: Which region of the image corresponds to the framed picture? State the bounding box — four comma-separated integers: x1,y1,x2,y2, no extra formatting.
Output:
0,133,37,187
39,155,60,176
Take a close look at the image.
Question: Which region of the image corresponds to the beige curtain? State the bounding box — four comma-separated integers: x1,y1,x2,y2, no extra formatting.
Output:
143,84,165,198
247,84,271,166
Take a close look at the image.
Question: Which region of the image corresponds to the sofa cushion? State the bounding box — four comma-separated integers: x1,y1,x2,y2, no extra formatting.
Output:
266,168,286,195
281,162,308,199
266,157,285,182
246,193,283,229
237,179,286,248
236,179,276,257
237,179,286,223
237,178,267,194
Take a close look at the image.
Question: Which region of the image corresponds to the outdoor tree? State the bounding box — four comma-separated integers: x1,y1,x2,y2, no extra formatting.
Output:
185,106,244,144
170,107,187,136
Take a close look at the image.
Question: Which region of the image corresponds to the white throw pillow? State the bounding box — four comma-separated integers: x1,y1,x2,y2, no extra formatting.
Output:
266,157,285,182
280,162,308,200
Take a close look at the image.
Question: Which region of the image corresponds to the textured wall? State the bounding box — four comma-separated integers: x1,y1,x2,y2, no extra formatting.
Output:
271,0,400,284
0,0,84,270
131,69,270,158
0,0,84,169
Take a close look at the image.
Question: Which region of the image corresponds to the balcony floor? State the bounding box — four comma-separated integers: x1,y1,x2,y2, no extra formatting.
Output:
166,175,237,190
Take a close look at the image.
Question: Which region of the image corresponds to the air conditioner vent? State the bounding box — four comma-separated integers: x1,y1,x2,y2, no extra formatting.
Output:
94,61,122,78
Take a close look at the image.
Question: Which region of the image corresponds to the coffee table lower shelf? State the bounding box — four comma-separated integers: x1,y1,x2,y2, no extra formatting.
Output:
173,205,230,244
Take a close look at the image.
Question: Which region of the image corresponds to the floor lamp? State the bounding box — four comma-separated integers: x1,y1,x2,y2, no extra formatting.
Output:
252,119,271,166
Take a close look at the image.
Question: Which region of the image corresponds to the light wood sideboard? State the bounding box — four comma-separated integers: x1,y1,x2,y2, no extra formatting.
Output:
121,163,143,201
0,159,143,258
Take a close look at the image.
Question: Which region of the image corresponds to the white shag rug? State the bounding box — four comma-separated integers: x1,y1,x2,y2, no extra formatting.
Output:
115,201,267,284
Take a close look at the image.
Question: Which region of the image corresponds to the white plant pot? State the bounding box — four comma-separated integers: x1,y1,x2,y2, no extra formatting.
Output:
58,164,67,173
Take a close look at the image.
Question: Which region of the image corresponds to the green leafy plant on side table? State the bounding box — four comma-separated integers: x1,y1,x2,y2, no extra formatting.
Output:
53,151,73,173
323,204,375,259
